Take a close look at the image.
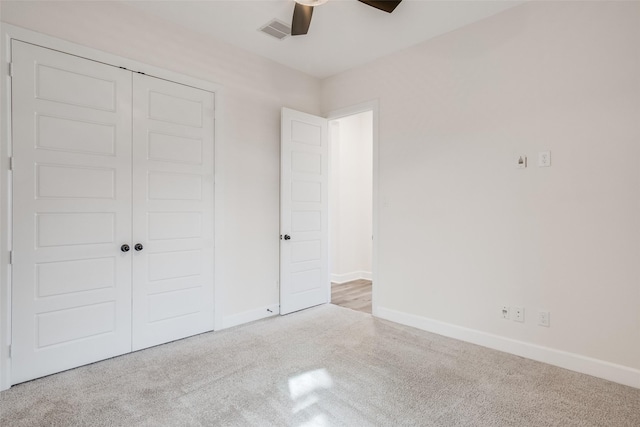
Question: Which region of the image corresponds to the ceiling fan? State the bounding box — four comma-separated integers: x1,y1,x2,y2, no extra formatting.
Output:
291,0,403,36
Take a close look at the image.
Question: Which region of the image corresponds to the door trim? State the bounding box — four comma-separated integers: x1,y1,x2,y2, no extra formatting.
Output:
0,23,223,390
325,100,380,315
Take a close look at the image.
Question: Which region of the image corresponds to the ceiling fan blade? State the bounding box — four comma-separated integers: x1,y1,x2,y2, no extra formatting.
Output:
291,3,314,36
357,0,402,13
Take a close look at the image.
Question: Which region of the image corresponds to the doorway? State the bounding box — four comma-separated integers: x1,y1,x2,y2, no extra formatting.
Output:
329,110,374,314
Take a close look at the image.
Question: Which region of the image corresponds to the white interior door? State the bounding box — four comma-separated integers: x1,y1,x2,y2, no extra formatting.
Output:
280,108,329,315
11,41,133,384
131,73,215,350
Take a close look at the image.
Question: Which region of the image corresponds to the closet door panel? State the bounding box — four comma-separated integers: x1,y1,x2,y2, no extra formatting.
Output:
11,41,133,384
132,73,214,350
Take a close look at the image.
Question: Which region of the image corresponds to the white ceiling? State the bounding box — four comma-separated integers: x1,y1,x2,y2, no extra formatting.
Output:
124,0,522,79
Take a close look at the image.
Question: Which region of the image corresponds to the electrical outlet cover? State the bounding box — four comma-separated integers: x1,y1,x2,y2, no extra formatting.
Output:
538,151,551,167
513,306,525,322
538,310,550,327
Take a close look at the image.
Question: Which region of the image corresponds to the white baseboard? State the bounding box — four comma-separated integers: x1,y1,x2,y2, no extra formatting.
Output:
375,306,640,389
331,271,372,284
221,304,279,330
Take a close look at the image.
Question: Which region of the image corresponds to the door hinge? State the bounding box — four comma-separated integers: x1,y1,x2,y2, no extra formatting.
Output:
9,250,13,265
8,345,11,358
8,157,13,171
7,62,12,78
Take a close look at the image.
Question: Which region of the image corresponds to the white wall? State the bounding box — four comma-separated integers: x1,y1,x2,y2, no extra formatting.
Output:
322,1,640,385
0,1,321,325
330,112,373,284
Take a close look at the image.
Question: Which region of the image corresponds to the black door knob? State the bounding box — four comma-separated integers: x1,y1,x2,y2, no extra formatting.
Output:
121,244,130,252
134,243,144,251
284,235,291,240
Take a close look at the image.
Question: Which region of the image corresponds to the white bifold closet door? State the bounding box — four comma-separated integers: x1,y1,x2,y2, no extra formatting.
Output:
11,41,134,384
10,41,214,384
131,73,214,351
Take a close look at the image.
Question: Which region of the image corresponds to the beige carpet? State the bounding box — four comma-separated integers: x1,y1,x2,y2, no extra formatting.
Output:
1,304,638,426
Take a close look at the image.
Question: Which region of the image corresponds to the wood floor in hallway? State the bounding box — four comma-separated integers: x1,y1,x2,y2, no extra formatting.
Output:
331,279,372,314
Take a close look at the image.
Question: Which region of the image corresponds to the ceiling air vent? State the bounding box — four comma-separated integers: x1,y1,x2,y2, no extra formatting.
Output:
259,19,291,40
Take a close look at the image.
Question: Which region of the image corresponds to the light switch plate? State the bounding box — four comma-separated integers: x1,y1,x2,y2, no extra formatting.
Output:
516,155,527,169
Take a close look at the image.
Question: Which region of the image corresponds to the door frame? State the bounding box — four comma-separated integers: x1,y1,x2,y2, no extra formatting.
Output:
0,23,223,390
325,100,380,314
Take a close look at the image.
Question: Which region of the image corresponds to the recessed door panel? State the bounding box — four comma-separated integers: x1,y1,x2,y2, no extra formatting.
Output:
148,250,202,281
36,164,115,199
36,64,116,111
148,91,202,127
292,151,321,174
291,240,321,263
37,114,116,155
36,257,116,297
11,41,133,384
290,269,322,295
148,212,202,240
37,302,116,348
291,120,321,146
36,213,115,247
147,287,202,323
148,172,202,200
148,132,202,164
292,211,321,232
292,181,321,202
